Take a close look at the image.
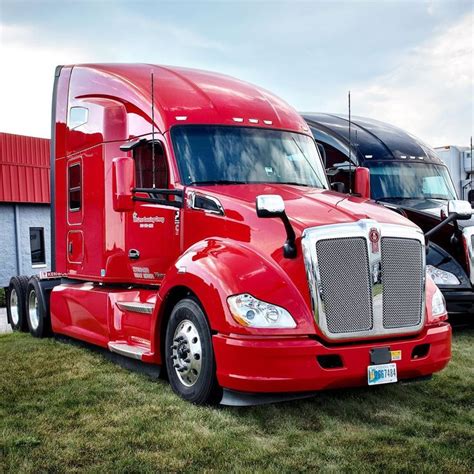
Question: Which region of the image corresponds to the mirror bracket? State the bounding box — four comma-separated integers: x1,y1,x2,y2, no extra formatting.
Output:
256,195,297,259
425,199,472,243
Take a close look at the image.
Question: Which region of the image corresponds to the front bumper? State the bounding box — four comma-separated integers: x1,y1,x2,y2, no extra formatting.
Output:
443,289,474,315
213,324,451,393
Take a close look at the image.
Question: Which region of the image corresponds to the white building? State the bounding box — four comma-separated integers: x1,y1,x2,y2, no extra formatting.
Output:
435,145,473,201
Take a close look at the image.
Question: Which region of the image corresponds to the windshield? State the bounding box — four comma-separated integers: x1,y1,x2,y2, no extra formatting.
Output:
171,125,328,188
368,161,457,201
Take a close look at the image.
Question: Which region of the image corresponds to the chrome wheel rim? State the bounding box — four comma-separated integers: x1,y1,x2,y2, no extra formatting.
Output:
28,290,39,331
171,319,202,387
10,289,19,326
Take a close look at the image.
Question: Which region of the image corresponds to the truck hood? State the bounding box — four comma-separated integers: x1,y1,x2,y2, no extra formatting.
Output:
195,184,417,232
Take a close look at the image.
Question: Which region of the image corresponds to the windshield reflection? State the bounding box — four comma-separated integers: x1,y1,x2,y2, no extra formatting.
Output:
171,125,328,189
368,161,457,201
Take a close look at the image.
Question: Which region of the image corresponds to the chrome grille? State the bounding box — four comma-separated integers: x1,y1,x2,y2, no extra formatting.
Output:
316,238,373,333
381,238,423,328
302,220,426,340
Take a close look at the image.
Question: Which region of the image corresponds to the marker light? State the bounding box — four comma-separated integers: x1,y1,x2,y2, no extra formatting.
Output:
227,294,296,328
431,286,447,319
426,265,460,286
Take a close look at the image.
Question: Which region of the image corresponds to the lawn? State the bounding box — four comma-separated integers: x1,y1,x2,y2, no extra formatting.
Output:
1,329,473,473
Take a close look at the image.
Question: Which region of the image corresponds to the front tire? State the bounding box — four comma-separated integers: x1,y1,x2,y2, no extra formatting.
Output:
165,298,221,404
25,276,51,338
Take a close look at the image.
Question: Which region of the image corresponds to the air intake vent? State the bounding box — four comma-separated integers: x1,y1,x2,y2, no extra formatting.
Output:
316,237,373,333
381,238,423,328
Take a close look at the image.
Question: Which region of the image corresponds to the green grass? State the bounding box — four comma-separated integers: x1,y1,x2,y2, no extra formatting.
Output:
1,330,473,473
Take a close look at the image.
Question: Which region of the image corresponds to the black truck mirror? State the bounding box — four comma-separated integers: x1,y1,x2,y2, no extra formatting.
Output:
447,200,472,220
426,199,472,242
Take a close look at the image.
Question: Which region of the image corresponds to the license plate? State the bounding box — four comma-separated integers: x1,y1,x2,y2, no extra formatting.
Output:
367,363,398,386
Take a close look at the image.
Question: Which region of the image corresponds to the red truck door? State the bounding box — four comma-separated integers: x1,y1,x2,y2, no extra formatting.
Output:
125,140,181,284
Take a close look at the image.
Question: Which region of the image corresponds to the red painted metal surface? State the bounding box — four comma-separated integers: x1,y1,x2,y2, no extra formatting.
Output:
213,324,451,393
47,64,450,397
0,132,50,203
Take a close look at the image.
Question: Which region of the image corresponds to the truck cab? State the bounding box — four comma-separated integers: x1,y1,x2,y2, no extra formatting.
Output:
304,113,474,318
7,66,451,405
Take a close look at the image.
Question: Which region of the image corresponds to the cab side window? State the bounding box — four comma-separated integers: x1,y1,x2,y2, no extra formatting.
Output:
68,163,82,211
134,141,169,189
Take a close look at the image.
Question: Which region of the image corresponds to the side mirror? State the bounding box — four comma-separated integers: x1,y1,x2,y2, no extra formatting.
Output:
330,181,346,194
112,157,135,212
256,194,285,217
426,199,473,241
467,190,474,207
256,195,296,258
354,167,371,199
447,200,472,220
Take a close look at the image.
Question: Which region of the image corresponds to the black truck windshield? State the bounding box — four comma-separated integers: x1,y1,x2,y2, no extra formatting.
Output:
171,125,328,188
368,161,457,201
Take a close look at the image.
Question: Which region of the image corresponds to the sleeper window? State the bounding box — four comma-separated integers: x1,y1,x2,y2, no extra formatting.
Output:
69,107,89,129
68,163,81,211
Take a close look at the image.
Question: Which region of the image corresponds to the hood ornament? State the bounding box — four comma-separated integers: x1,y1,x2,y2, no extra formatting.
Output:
369,228,380,253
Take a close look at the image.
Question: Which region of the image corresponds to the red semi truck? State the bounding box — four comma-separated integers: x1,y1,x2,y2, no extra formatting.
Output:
6,64,451,405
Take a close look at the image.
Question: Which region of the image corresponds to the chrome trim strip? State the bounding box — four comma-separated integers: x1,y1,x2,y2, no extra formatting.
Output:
108,342,147,360
187,191,225,216
116,302,154,315
302,219,426,341
462,226,474,285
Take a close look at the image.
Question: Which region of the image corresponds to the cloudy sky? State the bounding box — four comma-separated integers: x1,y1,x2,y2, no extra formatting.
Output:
0,0,472,146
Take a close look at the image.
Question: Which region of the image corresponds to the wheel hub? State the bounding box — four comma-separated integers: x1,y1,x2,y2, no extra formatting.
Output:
28,290,39,331
170,319,202,387
10,289,19,326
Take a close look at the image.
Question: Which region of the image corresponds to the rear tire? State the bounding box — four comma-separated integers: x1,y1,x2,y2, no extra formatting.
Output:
165,297,221,405
25,276,52,338
6,276,29,332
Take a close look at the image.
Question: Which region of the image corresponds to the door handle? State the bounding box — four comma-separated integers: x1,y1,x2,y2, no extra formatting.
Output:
128,249,140,260
68,242,73,254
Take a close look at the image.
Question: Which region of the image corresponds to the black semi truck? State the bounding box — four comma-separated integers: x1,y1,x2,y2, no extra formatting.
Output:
303,113,473,318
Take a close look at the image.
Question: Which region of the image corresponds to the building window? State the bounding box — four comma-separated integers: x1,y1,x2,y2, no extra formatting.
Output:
30,227,46,266
68,163,81,211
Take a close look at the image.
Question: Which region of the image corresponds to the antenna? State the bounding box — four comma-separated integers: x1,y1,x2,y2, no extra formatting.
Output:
151,71,156,188
470,135,473,198
348,90,352,194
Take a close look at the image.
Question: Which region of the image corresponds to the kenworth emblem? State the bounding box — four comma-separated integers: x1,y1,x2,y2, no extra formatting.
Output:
369,228,380,253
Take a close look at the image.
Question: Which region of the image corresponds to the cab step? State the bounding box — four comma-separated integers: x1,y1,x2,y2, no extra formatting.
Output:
108,341,149,360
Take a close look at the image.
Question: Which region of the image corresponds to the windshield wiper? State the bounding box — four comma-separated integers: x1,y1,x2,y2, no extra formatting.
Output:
278,182,312,187
377,196,421,201
188,180,247,186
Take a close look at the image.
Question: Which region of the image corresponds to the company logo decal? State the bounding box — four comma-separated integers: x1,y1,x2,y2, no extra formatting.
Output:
174,210,180,236
369,228,380,253
133,212,165,228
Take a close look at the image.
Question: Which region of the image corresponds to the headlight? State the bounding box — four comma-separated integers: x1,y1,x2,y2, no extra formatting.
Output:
227,294,296,328
426,265,460,286
431,286,447,318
